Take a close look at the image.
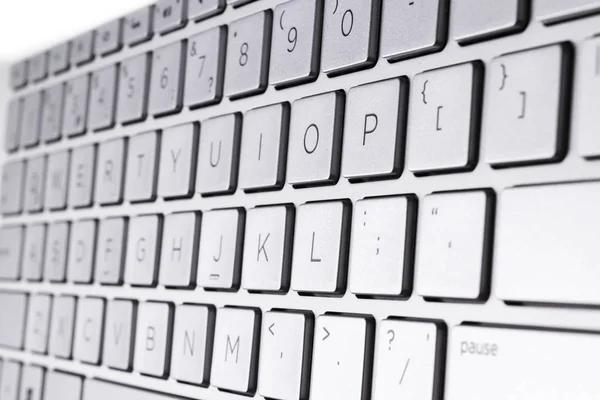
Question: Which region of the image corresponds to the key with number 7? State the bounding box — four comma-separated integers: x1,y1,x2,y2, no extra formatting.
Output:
184,26,226,108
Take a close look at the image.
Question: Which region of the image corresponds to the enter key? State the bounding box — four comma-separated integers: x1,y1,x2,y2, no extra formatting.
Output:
446,325,600,400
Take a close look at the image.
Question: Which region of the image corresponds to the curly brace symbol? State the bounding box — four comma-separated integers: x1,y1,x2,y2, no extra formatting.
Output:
421,80,429,104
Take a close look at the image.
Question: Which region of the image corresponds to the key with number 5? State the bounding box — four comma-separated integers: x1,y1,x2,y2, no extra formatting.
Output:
225,11,273,99
270,0,323,88
184,26,226,108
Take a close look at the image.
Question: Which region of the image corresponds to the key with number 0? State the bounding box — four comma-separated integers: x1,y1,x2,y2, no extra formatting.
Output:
322,0,380,75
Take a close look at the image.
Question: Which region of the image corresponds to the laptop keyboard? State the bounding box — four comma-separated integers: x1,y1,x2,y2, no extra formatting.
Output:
3,0,600,399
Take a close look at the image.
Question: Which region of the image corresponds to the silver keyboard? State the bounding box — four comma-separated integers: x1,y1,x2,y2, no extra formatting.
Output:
4,0,600,399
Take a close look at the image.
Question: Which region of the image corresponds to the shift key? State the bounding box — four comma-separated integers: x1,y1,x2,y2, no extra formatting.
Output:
446,325,600,400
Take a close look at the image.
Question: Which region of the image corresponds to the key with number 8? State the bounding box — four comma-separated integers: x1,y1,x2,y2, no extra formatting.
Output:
224,11,273,99
270,0,323,88
184,26,226,108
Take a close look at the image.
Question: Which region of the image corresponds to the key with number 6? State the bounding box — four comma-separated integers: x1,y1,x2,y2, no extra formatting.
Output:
149,41,185,116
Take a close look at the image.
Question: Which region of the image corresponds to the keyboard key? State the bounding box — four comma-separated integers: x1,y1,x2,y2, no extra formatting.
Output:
95,19,123,56
20,91,42,148
126,215,162,286
381,0,447,61
496,182,600,305
196,113,241,195
224,11,272,98
447,325,600,399
89,64,118,131
198,209,245,290
0,226,23,280
184,26,226,108
71,31,95,65
103,300,136,371
68,144,96,208
239,103,290,191
349,196,416,297
535,0,600,24
0,361,21,400
158,122,198,199
342,78,407,181
95,138,127,205
63,74,90,137
29,52,48,82
575,37,600,158
11,60,28,89
188,0,225,21
44,221,70,282
84,379,192,400
67,219,97,283
40,83,65,143
291,201,350,294
25,294,52,354
242,205,294,292
270,0,322,87
0,292,28,348
288,91,344,187
49,42,70,75
49,295,77,358
45,150,70,210
408,62,482,174
45,371,82,400
211,307,261,395
149,41,185,116
416,191,493,301
134,302,174,377
118,53,151,124
24,155,46,212
73,297,105,364
452,0,527,45
258,311,313,400
159,212,201,288
124,6,154,45
311,314,374,400
171,304,215,385
154,0,187,34
5,98,22,152
228,0,257,6
19,365,45,400
484,44,572,167
23,224,46,281
95,217,128,285
125,131,159,202
322,0,379,75
373,320,444,400
1,160,25,215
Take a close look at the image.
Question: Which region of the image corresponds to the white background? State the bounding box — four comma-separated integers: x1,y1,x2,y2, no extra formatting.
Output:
0,0,153,62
